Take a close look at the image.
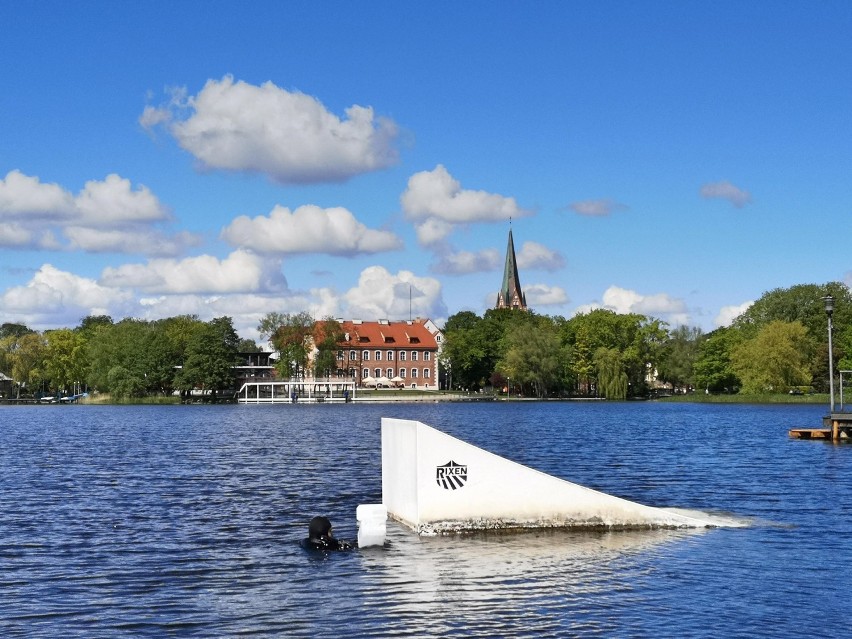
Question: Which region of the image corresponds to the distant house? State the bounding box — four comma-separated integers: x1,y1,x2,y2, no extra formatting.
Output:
232,351,276,389
0,372,12,398
333,319,443,389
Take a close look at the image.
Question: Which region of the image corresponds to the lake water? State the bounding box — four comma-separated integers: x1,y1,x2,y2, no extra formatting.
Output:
0,401,849,637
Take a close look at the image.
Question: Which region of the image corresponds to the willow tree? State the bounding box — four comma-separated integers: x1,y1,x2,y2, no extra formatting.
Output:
594,346,628,400
730,320,813,394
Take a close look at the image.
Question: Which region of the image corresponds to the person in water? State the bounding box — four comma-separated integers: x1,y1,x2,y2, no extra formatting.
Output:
301,516,354,551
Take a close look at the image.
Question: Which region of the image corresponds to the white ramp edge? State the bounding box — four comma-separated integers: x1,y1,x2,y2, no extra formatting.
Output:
381,417,742,535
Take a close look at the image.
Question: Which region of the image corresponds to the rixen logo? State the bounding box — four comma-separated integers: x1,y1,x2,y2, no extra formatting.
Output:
436,460,468,490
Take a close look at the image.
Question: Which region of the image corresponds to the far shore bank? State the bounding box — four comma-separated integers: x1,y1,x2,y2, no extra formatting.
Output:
3,391,837,407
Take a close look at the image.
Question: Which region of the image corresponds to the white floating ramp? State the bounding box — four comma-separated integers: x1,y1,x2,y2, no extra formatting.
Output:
381,418,729,534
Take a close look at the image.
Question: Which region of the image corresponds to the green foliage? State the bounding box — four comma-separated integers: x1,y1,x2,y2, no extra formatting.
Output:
0,332,47,396
43,329,88,392
657,325,703,390
693,327,741,393
175,317,240,401
594,347,628,400
497,322,566,398
107,365,146,398
313,318,344,378
0,322,34,339
261,311,315,379
561,309,664,396
730,320,813,394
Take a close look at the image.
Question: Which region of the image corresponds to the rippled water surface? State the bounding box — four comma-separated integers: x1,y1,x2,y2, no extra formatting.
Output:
1,402,850,637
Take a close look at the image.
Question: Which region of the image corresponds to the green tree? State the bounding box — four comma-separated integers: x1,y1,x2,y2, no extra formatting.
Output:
107,365,147,398
442,312,493,390
562,309,660,397
693,327,741,393
1,331,47,397
730,320,813,394
594,347,628,400
497,321,566,398
44,329,88,394
657,325,703,392
265,311,314,379
0,322,34,339
313,318,344,378
175,317,240,402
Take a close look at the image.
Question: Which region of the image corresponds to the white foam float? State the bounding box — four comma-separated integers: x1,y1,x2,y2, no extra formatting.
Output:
381,417,744,534
356,503,388,547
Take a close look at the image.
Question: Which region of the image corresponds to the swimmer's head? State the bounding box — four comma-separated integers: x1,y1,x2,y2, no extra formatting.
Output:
309,516,333,539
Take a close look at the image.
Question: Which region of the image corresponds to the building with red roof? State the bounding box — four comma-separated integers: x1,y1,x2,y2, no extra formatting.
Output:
334,318,443,388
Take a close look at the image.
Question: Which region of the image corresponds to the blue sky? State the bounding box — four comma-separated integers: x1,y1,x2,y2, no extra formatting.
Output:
2,1,851,340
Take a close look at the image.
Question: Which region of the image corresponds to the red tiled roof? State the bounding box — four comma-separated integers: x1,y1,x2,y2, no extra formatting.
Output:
338,319,439,349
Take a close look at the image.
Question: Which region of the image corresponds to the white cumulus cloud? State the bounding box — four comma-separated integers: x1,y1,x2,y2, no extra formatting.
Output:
524,283,569,306
602,285,687,319
343,265,447,320
75,174,170,225
0,170,75,218
516,241,565,271
0,264,134,327
100,250,287,294
0,170,194,256
143,75,400,184
401,165,532,247
432,249,501,275
221,204,402,256
715,301,753,327
700,180,752,208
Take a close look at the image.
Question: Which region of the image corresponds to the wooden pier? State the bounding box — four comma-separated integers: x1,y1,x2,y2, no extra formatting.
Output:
789,412,852,440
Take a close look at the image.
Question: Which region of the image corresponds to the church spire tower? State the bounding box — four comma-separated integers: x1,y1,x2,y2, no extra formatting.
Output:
495,225,528,310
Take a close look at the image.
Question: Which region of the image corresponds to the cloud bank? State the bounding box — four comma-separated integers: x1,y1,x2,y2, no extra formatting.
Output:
0,170,196,256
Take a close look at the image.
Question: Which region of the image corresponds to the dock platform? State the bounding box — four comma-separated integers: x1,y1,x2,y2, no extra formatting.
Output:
790,412,852,440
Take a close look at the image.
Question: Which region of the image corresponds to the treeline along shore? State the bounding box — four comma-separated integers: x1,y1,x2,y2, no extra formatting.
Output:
1,282,849,403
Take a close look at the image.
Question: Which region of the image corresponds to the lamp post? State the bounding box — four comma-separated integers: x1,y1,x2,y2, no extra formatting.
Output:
824,295,835,413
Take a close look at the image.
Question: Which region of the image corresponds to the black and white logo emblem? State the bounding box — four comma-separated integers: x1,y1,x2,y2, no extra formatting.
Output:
436,460,467,490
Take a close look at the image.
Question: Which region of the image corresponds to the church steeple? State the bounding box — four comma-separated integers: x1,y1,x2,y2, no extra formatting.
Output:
495,227,528,311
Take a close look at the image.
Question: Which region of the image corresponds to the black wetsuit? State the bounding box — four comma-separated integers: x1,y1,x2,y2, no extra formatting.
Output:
301,515,354,551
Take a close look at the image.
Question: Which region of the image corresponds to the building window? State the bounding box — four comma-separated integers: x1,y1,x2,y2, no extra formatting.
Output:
399,368,406,378
349,350,356,361
337,350,344,361
348,368,355,378
424,352,431,361
436,335,442,342
399,351,406,361
411,368,418,378
387,368,393,378
424,368,430,378
362,369,369,378
375,351,382,361
387,351,394,361
375,368,381,378
411,351,418,361
363,351,370,361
